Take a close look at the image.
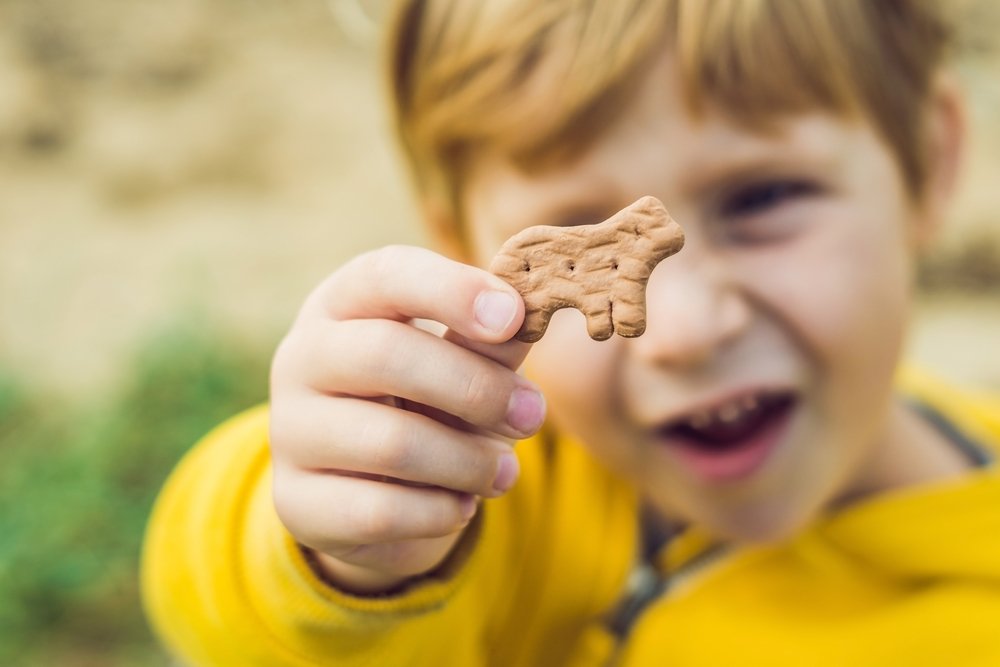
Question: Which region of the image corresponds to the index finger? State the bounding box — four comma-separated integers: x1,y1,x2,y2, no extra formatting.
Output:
305,245,525,346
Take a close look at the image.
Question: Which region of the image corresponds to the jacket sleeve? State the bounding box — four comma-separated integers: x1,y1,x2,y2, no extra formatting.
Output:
140,406,494,666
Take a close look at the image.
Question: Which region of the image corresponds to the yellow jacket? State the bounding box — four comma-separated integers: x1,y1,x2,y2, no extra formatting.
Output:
142,369,1000,666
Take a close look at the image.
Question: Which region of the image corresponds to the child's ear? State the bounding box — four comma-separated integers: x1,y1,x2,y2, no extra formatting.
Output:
915,71,966,250
422,196,472,263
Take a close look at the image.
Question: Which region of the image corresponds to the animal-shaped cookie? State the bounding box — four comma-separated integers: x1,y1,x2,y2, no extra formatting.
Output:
490,196,684,342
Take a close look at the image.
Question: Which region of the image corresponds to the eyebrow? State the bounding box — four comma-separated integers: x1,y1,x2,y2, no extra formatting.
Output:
678,115,855,196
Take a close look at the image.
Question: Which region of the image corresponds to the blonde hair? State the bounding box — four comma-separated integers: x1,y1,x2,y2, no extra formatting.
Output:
387,0,953,241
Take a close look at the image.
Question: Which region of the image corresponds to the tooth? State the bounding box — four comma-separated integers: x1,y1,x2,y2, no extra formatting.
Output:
689,411,711,429
719,403,742,424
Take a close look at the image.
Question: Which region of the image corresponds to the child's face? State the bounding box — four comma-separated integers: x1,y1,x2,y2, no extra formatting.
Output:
461,50,935,542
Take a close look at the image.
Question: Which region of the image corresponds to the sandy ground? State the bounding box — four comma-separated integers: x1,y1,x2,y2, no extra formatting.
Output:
0,0,998,398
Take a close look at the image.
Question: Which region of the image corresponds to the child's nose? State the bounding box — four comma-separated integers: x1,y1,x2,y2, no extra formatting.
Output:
632,244,751,367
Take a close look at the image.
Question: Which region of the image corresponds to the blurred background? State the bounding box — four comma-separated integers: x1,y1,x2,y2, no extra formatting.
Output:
0,0,997,664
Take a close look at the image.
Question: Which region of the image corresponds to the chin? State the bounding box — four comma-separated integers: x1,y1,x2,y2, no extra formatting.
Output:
700,498,818,545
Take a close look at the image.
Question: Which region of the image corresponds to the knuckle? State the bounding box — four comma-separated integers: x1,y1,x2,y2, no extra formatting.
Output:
352,492,400,543
270,332,292,375
366,244,410,283
354,321,399,379
273,324,331,391
271,468,292,514
270,329,304,383
450,436,497,493
267,411,291,455
368,419,413,473
459,367,500,418
271,470,309,538
267,394,321,462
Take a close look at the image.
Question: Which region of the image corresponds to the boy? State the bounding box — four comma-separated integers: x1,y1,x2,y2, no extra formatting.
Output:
143,0,1000,664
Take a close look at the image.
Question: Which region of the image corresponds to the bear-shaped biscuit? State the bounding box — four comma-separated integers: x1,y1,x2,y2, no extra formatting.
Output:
490,196,684,342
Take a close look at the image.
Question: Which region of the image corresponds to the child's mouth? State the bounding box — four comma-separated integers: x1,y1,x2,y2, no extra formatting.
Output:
655,391,796,482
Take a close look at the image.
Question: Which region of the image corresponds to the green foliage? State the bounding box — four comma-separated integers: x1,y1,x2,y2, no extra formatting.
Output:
0,322,271,665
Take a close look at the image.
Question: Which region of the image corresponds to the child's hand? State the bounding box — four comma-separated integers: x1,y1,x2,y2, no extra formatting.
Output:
269,245,545,594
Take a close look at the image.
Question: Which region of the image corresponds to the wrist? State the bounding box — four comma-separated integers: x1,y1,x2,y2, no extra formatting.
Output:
303,548,415,595
301,531,468,596
301,513,484,596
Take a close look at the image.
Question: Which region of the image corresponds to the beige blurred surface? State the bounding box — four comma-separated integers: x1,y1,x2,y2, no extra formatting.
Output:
0,0,997,397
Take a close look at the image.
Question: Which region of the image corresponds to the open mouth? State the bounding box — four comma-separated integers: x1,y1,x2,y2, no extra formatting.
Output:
655,391,797,481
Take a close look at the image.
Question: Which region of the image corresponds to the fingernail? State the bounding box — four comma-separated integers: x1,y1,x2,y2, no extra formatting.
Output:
474,290,517,334
493,452,520,494
506,386,546,435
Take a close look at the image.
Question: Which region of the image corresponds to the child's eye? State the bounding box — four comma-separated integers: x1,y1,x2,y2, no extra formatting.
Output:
719,180,817,218
712,179,820,245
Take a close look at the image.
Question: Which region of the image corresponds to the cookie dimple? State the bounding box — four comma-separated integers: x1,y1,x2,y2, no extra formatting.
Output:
489,196,685,343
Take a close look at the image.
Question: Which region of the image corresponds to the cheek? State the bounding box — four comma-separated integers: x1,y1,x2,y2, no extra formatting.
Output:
524,310,621,438
740,199,914,476
745,199,913,375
